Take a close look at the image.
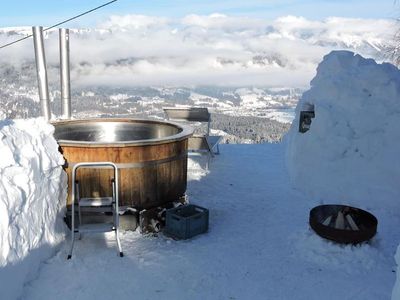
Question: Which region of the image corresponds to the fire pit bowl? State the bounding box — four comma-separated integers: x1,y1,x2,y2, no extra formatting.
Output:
309,205,378,244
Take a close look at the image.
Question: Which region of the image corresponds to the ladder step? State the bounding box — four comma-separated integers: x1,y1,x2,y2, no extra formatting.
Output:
78,206,113,213
78,223,114,233
79,197,113,207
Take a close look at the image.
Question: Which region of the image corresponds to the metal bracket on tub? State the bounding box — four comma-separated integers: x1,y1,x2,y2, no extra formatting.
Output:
67,152,188,170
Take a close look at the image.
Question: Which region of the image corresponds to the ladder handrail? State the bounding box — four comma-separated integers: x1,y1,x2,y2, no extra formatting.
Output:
71,161,119,210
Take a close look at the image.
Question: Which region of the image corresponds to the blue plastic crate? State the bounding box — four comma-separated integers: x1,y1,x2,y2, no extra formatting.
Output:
164,204,209,239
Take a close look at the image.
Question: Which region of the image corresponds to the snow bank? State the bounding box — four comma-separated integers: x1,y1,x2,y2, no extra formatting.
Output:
394,247,400,299
286,50,400,209
284,51,400,299
0,118,67,299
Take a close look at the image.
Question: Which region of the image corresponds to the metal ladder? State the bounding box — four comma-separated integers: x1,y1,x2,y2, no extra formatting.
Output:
67,162,123,259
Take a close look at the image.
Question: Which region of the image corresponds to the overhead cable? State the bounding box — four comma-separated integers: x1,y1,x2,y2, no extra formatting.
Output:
0,0,118,50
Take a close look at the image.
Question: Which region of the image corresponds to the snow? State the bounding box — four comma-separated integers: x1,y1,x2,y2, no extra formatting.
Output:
17,144,399,300
286,50,400,209
0,119,67,300
264,108,295,124
3,51,400,299
110,94,130,101
394,248,400,299
285,50,400,298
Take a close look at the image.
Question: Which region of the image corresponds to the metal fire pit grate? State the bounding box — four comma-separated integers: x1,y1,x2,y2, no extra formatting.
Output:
309,205,378,244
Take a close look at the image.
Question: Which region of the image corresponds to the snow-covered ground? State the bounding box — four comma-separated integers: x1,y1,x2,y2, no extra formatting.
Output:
20,144,400,300
2,50,400,299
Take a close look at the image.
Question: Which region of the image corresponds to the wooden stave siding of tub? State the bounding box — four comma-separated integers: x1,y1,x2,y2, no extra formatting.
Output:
60,139,188,209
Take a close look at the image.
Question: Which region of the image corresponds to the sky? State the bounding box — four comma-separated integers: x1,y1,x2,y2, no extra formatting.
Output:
0,0,397,28
0,1,396,88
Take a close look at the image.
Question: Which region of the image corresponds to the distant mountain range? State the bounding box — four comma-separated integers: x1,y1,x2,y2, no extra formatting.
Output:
0,15,395,142
0,15,395,87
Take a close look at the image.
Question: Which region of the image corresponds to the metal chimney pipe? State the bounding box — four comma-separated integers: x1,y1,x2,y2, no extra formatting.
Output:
59,28,71,119
32,26,51,121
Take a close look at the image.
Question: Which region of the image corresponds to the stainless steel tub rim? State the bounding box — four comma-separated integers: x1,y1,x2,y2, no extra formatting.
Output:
52,118,194,147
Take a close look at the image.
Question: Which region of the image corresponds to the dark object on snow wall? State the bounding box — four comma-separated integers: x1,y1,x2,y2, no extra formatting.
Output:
309,204,377,244
53,118,193,209
299,110,315,133
164,204,209,239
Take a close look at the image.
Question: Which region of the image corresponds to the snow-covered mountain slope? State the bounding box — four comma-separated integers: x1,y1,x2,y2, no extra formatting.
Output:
0,78,295,143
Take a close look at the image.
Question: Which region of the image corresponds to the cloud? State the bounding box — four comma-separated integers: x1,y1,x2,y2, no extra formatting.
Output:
0,14,395,87
181,13,267,30
98,14,170,31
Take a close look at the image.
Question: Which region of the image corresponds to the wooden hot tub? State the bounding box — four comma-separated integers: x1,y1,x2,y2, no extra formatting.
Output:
53,118,193,209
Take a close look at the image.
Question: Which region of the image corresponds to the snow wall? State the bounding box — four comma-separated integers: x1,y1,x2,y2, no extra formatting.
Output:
284,51,400,299
0,119,67,299
286,50,400,208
